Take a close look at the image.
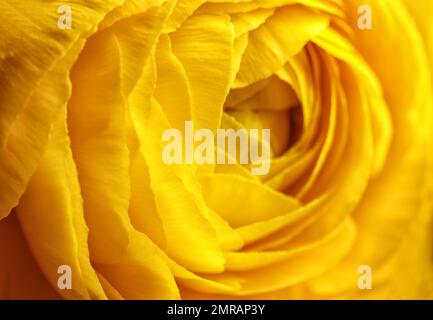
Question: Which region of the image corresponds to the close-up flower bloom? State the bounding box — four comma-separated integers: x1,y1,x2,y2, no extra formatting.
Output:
0,0,432,300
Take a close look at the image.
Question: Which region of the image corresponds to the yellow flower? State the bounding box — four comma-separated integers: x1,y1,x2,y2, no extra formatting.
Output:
0,0,432,299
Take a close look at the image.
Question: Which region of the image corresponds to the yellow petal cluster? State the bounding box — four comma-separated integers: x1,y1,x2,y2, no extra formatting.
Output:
0,0,432,299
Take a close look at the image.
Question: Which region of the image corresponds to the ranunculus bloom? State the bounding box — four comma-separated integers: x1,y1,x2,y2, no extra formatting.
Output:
0,0,432,299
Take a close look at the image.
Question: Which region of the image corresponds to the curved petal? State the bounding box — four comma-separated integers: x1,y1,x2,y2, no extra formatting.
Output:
0,213,60,300
15,106,106,300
